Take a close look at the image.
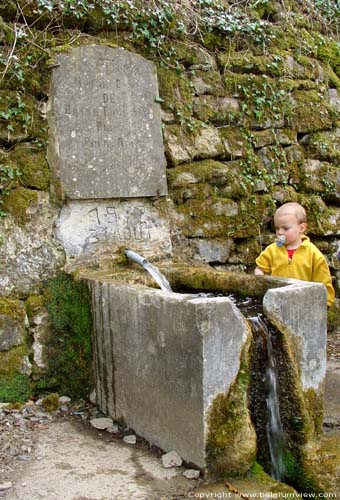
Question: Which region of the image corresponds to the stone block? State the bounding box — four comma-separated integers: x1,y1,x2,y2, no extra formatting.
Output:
263,280,327,391
56,199,172,259
89,280,251,469
48,45,167,199
0,299,27,351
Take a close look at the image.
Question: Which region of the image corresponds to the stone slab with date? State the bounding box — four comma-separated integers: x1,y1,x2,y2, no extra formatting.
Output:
56,199,172,259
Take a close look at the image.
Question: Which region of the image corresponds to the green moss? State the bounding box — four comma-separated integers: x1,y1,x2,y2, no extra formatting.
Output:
287,89,333,133
327,300,340,333
38,273,93,400
25,294,45,319
218,51,286,78
206,334,256,476
2,186,38,224
157,65,194,121
164,265,273,297
0,345,28,377
9,146,50,190
0,297,26,320
0,373,32,403
297,195,340,235
317,40,340,78
42,392,60,412
303,388,324,435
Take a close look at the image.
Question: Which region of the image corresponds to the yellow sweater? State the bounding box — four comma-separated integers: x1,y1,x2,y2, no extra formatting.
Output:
256,235,335,307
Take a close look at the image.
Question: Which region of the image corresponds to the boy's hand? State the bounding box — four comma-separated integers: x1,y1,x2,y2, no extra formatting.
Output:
254,266,265,275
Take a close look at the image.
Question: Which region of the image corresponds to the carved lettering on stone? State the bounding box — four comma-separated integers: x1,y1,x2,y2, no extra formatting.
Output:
56,200,172,259
48,45,167,199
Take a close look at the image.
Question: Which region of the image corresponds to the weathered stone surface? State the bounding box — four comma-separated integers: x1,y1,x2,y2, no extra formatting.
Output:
31,311,53,372
252,129,296,148
192,125,224,159
89,280,251,469
163,125,193,165
328,88,340,114
123,435,136,445
0,193,64,297
193,95,239,123
190,238,234,263
220,127,247,158
56,199,172,260
48,45,167,199
90,417,114,430
300,159,340,201
263,280,327,391
302,128,340,163
162,450,182,468
288,91,333,133
0,299,27,351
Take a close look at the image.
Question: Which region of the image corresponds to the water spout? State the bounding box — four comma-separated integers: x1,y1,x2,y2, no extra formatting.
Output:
124,249,173,293
124,249,148,267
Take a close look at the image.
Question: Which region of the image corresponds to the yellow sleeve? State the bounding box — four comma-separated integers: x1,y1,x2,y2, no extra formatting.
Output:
255,247,273,274
312,253,335,308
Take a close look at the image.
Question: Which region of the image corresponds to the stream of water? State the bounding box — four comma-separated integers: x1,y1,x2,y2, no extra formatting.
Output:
248,315,286,482
143,261,173,293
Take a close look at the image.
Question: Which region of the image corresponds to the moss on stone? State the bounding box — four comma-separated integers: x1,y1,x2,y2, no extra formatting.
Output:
206,334,257,477
8,145,51,190
0,297,26,321
173,193,274,239
164,265,273,297
0,91,47,140
157,65,194,120
2,186,38,224
0,373,32,403
0,345,29,377
37,273,93,400
317,40,340,78
218,51,286,78
303,388,324,435
189,68,225,96
287,89,333,133
25,294,45,319
42,392,60,412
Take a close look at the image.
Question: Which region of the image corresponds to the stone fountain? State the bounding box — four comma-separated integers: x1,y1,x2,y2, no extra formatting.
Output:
48,45,327,481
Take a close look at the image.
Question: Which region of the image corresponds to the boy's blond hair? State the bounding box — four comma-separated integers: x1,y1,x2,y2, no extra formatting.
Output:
274,202,307,224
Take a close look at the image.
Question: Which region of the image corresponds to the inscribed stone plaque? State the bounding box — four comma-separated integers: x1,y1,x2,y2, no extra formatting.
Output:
56,199,172,259
48,45,167,199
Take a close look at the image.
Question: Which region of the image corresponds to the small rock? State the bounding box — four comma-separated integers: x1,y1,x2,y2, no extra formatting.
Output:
161,450,182,468
106,424,119,434
183,469,200,479
59,396,71,405
0,482,12,491
90,417,114,430
123,434,136,445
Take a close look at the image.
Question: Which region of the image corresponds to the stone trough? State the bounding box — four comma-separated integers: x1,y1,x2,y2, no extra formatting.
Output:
84,265,327,476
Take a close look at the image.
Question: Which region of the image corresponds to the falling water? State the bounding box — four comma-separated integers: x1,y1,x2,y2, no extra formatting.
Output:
248,315,286,482
143,261,173,293
124,249,172,293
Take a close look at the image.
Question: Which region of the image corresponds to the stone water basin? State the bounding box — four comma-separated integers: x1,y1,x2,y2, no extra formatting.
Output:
81,264,327,484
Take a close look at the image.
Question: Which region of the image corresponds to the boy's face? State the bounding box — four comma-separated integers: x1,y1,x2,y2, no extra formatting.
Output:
274,212,306,248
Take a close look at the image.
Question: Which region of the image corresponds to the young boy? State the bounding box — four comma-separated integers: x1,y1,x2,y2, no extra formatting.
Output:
254,202,335,307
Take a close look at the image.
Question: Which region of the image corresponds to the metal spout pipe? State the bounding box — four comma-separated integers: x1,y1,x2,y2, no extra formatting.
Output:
124,249,148,267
